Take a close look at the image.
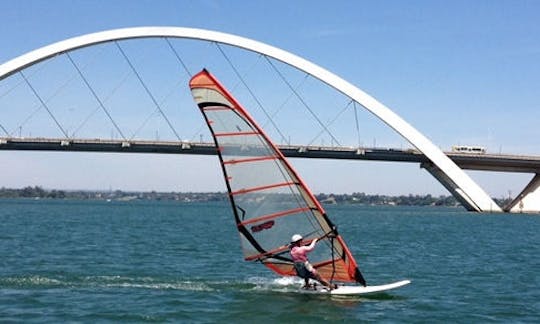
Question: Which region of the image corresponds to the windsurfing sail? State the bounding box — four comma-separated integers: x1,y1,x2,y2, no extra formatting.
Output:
189,69,366,285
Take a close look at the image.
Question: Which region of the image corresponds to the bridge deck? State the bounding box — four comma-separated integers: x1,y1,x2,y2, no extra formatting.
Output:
1,137,539,173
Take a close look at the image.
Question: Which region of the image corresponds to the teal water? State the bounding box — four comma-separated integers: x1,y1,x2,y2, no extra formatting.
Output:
0,199,539,323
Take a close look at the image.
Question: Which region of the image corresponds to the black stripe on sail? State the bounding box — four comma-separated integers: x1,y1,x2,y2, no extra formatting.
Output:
237,224,267,255
355,267,367,286
237,224,292,263
196,99,279,264
196,100,267,260
198,102,231,109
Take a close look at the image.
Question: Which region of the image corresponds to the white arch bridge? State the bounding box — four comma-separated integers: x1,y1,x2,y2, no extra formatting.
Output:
1,27,538,213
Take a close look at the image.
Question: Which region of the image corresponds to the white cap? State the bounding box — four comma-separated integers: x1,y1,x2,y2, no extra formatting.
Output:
291,234,303,243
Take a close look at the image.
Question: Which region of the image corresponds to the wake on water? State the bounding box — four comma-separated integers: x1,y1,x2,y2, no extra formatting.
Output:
0,274,300,293
0,275,214,292
0,274,394,300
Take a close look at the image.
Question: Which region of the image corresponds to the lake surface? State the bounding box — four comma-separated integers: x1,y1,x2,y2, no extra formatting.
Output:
0,199,538,322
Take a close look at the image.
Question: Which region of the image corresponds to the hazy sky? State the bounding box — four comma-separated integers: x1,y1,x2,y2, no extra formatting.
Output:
0,0,538,198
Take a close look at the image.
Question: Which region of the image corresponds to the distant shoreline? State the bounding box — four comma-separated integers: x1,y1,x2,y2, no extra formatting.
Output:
0,186,513,207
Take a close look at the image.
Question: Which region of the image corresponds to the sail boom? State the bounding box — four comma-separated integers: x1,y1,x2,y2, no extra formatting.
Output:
244,245,290,261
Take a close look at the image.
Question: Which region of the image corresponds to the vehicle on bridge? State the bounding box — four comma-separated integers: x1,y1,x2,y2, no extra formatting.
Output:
451,145,486,154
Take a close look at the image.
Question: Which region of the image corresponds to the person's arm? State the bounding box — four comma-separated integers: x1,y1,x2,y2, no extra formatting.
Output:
304,238,318,251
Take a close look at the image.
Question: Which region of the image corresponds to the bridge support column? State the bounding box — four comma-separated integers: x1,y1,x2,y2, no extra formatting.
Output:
505,174,540,213
421,162,501,212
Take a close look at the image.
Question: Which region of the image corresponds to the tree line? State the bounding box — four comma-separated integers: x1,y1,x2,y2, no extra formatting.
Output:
0,186,513,207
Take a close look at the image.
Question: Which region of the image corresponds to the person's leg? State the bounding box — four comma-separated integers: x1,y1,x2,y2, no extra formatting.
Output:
314,274,337,290
305,262,336,290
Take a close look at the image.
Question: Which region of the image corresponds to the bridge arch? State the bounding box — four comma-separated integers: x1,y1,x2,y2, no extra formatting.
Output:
0,26,501,212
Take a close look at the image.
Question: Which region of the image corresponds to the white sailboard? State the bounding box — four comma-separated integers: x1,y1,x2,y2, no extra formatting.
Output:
300,279,411,295
189,69,409,295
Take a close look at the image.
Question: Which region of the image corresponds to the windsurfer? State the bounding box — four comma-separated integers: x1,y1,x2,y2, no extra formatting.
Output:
290,234,337,290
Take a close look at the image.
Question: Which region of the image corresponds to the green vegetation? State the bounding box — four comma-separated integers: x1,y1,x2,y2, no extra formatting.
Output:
0,186,514,207
316,192,462,207
0,186,224,202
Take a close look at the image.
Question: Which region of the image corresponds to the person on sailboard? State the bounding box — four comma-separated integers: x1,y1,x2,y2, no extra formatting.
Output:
290,234,337,290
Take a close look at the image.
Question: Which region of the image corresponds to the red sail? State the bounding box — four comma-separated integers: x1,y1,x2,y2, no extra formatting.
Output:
189,69,365,284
